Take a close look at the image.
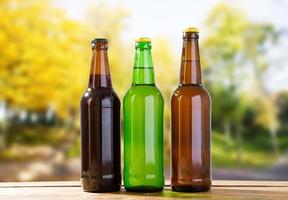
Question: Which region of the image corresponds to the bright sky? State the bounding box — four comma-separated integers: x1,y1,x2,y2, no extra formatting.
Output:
56,0,288,92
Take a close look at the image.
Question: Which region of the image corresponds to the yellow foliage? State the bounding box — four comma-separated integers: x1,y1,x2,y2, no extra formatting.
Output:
0,0,178,122
0,0,89,118
153,36,178,98
85,1,131,99
255,96,279,130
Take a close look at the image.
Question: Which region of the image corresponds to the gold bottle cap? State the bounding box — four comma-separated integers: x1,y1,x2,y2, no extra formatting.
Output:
183,27,199,33
136,37,151,43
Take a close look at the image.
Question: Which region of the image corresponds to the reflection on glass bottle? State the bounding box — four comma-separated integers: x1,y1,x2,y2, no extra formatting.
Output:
123,38,164,192
171,28,211,192
80,38,121,192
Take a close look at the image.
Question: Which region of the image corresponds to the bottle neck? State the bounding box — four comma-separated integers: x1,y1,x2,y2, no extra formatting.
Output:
180,33,202,85
132,44,155,85
89,47,112,88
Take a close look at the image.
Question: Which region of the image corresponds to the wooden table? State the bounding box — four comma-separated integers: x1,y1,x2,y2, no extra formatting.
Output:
0,181,288,200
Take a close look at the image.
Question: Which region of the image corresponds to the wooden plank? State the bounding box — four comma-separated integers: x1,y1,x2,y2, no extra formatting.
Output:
1,180,288,187
0,181,288,200
213,180,288,187
0,186,288,200
0,181,80,188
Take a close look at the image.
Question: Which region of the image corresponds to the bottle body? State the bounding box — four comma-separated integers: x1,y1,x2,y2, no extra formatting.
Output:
171,28,211,192
80,39,121,192
81,81,121,192
123,38,164,192
171,85,211,192
124,85,164,192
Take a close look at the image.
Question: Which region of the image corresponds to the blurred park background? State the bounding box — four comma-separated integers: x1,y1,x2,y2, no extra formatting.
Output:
0,0,288,181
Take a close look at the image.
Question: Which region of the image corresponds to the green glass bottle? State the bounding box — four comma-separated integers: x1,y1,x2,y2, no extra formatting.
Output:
123,38,164,192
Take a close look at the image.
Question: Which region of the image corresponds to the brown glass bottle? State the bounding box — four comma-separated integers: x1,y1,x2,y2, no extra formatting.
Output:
80,38,121,192
171,28,211,192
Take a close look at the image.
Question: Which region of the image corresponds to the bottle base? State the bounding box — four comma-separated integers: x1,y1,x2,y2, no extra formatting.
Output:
171,179,211,192
81,177,121,193
125,185,163,193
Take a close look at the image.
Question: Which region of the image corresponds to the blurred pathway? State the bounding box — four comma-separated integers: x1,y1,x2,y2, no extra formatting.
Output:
213,151,288,180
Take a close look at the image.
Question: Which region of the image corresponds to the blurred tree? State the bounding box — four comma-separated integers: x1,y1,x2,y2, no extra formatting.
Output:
0,0,88,118
203,3,279,157
85,3,178,170
153,36,178,167
276,92,288,128
203,4,249,156
244,25,280,154
0,0,88,147
153,36,178,98
0,0,131,149
85,1,130,98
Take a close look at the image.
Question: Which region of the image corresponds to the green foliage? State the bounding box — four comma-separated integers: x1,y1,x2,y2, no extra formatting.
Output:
276,92,288,126
204,3,277,90
6,125,71,147
212,132,276,168
204,2,279,134
0,0,287,171
66,137,80,158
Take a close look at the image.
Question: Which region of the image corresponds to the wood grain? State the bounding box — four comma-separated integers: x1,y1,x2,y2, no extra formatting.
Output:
0,181,288,200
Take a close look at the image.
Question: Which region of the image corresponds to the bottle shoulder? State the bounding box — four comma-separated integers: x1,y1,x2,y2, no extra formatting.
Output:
124,85,163,100
172,85,211,100
81,87,120,106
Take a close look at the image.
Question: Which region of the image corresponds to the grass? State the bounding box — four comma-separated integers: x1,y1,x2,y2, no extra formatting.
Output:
212,132,277,168
0,125,79,161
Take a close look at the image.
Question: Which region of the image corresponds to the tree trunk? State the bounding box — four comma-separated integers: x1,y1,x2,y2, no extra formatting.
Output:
270,125,279,156
0,103,8,149
236,124,243,162
224,121,232,147
0,131,5,149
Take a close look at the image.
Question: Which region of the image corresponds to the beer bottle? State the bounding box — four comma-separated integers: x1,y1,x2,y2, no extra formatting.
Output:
171,28,211,192
80,38,121,192
123,38,164,192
